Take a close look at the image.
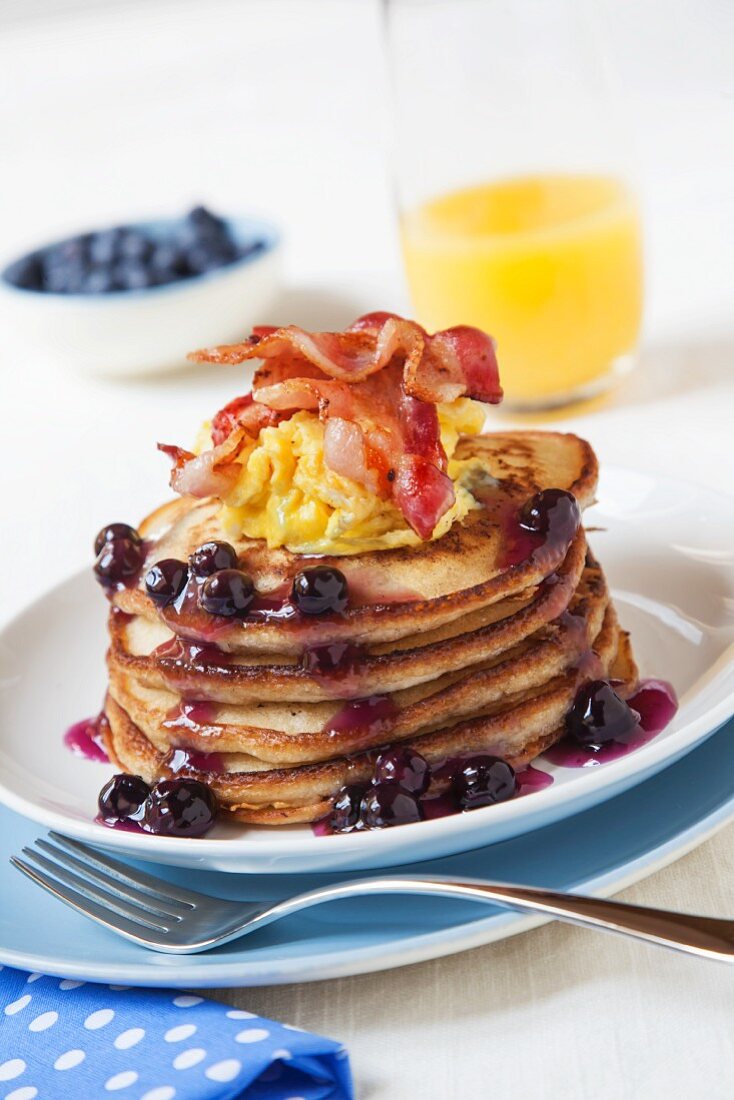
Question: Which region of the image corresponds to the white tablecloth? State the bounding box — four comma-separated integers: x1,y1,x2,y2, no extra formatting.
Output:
1,2,733,1097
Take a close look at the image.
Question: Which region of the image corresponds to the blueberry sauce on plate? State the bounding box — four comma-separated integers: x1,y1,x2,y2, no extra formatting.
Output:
544,680,678,767
63,714,110,763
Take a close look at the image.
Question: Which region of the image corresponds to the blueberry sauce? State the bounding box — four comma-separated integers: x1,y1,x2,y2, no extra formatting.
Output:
63,714,110,763
94,814,143,833
468,482,581,572
159,574,299,640
544,679,678,767
154,635,232,670
163,746,226,775
301,640,367,696
162,700,217,731
324,694,399,743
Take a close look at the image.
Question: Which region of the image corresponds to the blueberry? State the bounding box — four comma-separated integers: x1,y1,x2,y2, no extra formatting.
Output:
374,747,431,795
42,258,86,294
452,755,517,810
94,538,144,587
83,267,116,294
184,242,236,275
199,569,254,617
89,227,125,266
149,242,187,284
143,777,218,837
292,567,349,616
330,784,366,833
145,559,188,606
361,783,423,828
94,522,142,556
187,205,228,239
518,488,580,544
5,253,43,290
113,261,154,291
189,541,238,578
117,229,153,263
566,680,640,746
98,773,150,823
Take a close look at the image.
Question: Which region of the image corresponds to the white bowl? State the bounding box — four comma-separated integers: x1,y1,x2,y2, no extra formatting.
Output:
0,215,282,376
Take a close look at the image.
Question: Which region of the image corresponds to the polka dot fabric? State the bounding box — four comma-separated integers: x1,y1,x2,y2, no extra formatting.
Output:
0,968,353,1099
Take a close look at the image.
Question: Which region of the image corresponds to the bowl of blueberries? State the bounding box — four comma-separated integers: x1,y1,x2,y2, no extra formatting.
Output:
0,206,281,375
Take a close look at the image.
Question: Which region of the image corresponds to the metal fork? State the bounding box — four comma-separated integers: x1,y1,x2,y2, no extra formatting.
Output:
11,832,734,960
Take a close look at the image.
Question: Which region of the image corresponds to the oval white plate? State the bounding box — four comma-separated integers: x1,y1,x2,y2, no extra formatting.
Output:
0,466,732,873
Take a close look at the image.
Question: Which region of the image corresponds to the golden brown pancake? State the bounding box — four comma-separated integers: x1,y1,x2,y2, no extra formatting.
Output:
103,608,638,824
111,431,598,654
109,532,587,703
107,555,609,765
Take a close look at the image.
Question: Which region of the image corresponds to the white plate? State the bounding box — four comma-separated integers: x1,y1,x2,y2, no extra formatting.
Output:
0,466,732,873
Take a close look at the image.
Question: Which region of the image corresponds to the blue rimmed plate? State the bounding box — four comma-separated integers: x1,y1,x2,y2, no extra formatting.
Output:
1,715,734,987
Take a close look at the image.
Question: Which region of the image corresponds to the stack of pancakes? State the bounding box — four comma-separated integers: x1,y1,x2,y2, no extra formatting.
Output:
103,431,638,825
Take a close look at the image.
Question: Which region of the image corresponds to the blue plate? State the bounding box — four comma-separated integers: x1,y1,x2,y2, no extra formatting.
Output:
2,717,733,988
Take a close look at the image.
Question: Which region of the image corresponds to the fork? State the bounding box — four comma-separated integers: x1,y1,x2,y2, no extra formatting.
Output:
11,832,734,960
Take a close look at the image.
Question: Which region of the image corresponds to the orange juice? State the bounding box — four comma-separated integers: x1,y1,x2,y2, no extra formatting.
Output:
401,174,643,406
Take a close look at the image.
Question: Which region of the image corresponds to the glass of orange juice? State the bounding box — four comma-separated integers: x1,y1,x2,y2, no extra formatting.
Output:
385,0,643,409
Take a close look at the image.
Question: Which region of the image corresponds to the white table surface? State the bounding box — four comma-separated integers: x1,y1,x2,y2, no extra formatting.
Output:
1,2,733,1097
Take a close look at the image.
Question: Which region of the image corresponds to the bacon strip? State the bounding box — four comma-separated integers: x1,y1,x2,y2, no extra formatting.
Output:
191,312,502,405
171,312,503,538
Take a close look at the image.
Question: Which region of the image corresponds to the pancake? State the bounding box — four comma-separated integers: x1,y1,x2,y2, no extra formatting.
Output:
103,608,637,824
109,531,588,703
110,431,598,654
106,554,609,765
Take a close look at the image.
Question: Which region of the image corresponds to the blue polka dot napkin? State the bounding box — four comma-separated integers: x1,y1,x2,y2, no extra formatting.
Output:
0,967,353,1099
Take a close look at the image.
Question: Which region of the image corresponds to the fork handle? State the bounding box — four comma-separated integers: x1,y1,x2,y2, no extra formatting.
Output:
262,876,734,962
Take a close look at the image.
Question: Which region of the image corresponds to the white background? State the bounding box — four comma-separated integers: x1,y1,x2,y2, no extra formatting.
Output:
1,2,733,1097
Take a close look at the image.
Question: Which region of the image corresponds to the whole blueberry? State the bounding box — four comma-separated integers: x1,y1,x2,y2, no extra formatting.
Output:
145,559,188,606
519,488,580,544
94,522,142,556
117,230,153,263
113,261,153,291
452,755,517,811
5,253,43,290
330,784,366,833
361,783,424,828
566,680,640,746
88,227,125,266
94,537,144,587
83,267,116,294
189,540,238,578
98,773,151,823
374,747,431,796
292,567,349,616
149,242,187,284
143,778,218,837
187,205,228,240
199,569,254,617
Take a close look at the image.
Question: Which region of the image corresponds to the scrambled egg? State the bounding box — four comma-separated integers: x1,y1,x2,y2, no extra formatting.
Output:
203,399,487,555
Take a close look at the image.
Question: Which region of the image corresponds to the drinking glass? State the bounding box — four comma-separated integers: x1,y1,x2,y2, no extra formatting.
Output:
384,0,643,409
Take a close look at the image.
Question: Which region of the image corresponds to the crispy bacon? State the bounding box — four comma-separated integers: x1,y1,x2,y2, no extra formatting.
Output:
158,441,241,498
190,312,502,405
175,312,503,538
211,393,283,446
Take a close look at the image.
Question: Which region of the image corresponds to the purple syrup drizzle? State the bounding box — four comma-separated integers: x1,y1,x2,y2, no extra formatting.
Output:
63,714,110,763
94,813,143,832
154,635,231,670
324,694,399,742
162,699,217,731
543,679,678,768
164,746,226,775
